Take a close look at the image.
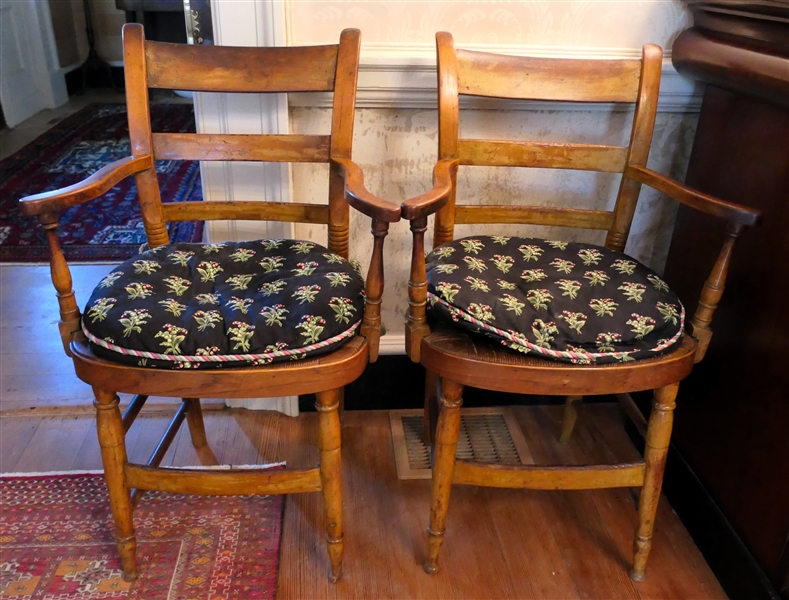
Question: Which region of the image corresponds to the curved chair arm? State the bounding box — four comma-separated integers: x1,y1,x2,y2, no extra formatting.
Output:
18,155,153,356
331,157,401,222
401,158,459,220
19,155,154,216
330,158,400,362
625,165,762,226
626,164,762,363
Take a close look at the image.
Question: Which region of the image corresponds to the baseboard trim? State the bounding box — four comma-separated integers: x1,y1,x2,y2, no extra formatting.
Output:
378,333,406,356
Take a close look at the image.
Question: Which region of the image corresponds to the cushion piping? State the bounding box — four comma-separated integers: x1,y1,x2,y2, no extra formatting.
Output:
81,319,361,364
427,293,685,363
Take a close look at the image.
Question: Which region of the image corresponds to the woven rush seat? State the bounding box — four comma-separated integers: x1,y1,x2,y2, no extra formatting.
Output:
82,239,365,369
425,235,684,365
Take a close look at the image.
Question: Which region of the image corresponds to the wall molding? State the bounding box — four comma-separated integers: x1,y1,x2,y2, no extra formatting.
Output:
290,44,704,113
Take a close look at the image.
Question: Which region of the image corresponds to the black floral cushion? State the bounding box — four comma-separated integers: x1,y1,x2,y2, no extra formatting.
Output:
425,235,684,364
82,240,365,369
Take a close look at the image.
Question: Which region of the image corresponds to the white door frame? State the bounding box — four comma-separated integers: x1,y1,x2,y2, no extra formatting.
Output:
200,0,297,416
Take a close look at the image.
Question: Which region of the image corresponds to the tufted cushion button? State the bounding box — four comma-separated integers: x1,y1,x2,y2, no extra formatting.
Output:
82,240,365,369
425,235,684,364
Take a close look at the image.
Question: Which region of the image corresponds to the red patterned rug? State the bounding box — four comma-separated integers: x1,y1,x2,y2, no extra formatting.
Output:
0,472,283,599
0,103,204,263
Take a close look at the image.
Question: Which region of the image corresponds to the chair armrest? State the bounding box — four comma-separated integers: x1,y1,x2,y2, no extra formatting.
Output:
401,158,459,220
19,155,154,216
625,165,762,226
331,158,401,223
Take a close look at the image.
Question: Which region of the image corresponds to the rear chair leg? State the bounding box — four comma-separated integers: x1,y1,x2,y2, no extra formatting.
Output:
630,383,678,581
424,377,464,575
93,388,138,581
316,389,344,583
423,370,438,445
559,395,583,443
184,398,208,449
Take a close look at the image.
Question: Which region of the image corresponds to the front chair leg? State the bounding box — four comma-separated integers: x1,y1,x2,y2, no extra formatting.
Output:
631,383,678,581
93,388,138,581
316,389,344,583
424,377,464,575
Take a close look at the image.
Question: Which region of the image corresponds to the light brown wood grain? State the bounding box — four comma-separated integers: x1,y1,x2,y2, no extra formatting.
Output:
152,133,331,162
146,40,339,92
454,205,614,229
456,49,642,102
161,201,329,224
458,139,628,171
125,464,322,495
453,460,646,490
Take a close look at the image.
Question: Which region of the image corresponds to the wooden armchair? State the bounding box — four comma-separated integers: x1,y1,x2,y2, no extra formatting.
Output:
18,24,400,583
403,32,761,580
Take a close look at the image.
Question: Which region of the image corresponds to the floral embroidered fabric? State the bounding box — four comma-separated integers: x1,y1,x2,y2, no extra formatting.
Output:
425,235,684,364
82,240,365,369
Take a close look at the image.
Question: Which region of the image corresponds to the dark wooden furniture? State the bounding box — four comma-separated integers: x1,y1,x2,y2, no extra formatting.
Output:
19,23,400,583
402,31,761,580
667,3,789,596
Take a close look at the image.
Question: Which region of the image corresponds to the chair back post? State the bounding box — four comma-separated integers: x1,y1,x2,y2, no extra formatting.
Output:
328,28,361,259
122,23,169,248
605,44,662,252
434,32,460,248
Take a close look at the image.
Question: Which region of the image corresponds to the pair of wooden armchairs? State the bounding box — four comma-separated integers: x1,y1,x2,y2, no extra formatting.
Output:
21,24,759,585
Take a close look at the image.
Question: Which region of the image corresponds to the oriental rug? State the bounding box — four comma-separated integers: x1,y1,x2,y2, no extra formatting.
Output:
0,103,204,263
0,471,283,599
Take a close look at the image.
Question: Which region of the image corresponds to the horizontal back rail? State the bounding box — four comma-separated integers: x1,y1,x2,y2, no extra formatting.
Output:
146,40,339,92
161,201,330,224
455,205,614,230
458,140,628,172
152,133,331,163
456,49,642,102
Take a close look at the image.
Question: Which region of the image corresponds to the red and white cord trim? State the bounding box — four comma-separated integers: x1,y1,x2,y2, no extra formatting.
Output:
427,293,685,362
82,320,360,363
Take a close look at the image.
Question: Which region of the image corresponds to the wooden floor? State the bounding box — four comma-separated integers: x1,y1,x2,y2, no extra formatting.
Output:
0,405,726,599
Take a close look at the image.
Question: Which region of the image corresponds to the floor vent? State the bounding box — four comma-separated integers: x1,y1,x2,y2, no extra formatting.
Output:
389,408,533,480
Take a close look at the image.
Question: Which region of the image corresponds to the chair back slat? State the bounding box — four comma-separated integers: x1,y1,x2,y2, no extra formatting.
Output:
146,41,339,92
434,31,663,250
456,49,642,102
455,206,614,230
152,133,331,163
121,23,361,252
458,140,628,172
162,201,330,224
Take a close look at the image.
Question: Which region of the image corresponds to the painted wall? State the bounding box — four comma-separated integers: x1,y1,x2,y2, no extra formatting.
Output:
290,106,698,346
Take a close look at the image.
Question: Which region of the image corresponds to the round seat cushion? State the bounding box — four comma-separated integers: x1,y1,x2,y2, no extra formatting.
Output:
425,235,684,364
82,240,365,369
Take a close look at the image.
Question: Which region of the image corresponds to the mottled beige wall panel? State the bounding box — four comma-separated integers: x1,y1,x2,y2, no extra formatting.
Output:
288,1,690,48
291,106,698,338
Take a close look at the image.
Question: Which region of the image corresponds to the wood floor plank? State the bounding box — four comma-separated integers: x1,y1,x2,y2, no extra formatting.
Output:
0,417,41,472
11,416,93,472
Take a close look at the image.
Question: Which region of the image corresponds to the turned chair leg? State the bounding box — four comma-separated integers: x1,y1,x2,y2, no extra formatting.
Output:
184,398,208,449
93,388,138,581
424,377,464,575
423,370,439,445
559,395,583,443
630,383,678,581
316,389,344,583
